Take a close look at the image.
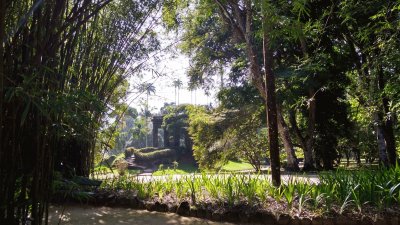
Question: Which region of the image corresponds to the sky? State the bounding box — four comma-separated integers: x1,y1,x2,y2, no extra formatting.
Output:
126,29,218,114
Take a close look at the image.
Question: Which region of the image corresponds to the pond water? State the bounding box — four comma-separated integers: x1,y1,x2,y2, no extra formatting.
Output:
49,205,235,225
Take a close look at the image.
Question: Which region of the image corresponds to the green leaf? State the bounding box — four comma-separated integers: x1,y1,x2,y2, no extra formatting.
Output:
20,100,31,126
389,183,400,196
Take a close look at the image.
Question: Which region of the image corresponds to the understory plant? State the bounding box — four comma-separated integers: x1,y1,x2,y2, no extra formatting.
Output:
99,166,400,214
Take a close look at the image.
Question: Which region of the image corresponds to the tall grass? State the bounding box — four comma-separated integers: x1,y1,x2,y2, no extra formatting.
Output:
99,165,400,214
317,166,400,212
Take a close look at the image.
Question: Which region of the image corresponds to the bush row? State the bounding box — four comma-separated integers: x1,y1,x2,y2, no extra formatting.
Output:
125,147,161,157
101,166,400,216
133,148,176,162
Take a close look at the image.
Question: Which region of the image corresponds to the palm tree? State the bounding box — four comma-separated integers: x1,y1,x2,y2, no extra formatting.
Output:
139,82,155,146
172,79,183,105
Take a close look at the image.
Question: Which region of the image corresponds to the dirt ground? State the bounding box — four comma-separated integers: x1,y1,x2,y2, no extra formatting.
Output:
48,205,235,225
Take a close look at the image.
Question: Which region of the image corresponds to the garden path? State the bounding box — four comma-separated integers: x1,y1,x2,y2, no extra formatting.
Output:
49,205,234,225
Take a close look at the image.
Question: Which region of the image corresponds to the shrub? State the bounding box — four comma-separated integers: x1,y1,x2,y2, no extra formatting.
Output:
114,159,129,176
125,147,136,157
134,148,176,162
173,161,179,171
158,164,164,171
98,155,117,167
135,147,158,153
100,166,400,213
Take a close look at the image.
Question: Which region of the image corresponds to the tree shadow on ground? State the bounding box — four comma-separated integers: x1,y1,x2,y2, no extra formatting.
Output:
48,205,234,225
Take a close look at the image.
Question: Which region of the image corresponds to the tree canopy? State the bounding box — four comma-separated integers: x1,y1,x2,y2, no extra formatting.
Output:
0,0,399,223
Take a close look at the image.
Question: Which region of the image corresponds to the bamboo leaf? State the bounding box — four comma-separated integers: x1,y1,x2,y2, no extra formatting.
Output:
20,100,31,126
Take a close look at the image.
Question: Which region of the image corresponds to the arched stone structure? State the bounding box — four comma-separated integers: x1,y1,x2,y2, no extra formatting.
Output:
151,115,169,148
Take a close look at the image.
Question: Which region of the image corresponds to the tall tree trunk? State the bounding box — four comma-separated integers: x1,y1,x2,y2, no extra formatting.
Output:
374,112,389,167
0,0,5,160
289,109,307,153
277,106,299,171
354,147,361,165
262,10,280,187
243,3,295,177
299,32,316,171
0,0,6,221
303,88,317,170
383,115,397,166
377,126,389,167
378,67,397,166
289,108,315,171
214,0,284,185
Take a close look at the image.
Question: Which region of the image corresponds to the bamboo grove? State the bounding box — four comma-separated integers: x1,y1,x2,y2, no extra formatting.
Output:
0,0,162,224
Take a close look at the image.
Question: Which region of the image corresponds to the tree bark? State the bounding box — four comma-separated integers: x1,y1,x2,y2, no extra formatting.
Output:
289,108,315,171
347,37,396,167
242,1,295,177
303,88,316,171
0,1,5,220
378,67,397,166
299,32,316,171
382,116,397,166
214,0,290,185
277,106,299,171
262,7,280,187
289,110,307,153
374,112,389,167
0,0,5,161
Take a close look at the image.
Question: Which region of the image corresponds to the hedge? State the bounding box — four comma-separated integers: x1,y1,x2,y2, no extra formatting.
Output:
133,148,176,162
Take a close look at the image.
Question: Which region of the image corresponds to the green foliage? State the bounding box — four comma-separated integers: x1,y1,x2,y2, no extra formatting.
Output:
186,105,225,169
1,0,162,220
162,0,189,30
100,166,400,213
171,0,243,89
135,147,159,153
152,162,198,175
162,104,191,148
221,161,254,172
173,160,179,171
52,173,97,202
169,0,399,171
114,159,129,176
227,113,269,172
158,164,164,171
217,84,263,109
132,148,176,162
186,90,268,171
318,166,400,212
92,166,114,178
336,0,400,165
125,147,136,157
128,116,151,148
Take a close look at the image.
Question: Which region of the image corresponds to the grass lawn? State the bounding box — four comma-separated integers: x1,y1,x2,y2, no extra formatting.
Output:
152,162,198,175
153,160,255,175
221,160,254,171
91,165,140,178
127,169,141,175
336,158,379,170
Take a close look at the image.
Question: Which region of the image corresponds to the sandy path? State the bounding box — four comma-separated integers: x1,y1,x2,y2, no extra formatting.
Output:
49,205,235,225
